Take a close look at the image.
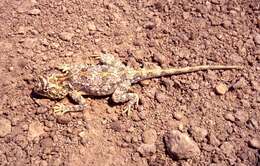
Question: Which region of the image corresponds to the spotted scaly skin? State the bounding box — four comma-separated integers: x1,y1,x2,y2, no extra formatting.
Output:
33,54,242,115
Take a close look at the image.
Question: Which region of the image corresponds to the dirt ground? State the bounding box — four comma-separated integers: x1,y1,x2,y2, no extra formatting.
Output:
0,0,259,165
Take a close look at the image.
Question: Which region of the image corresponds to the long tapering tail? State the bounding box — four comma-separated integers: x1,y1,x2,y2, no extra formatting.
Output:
130,65,242,83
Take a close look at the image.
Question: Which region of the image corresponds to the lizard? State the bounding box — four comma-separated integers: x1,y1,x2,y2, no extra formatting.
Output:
33,53,242,115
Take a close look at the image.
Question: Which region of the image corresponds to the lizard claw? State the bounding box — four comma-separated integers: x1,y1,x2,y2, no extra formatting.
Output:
53,103,70,115
123,105,133,116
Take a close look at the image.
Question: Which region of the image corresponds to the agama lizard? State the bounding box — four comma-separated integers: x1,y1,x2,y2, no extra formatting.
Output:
33,54,242,115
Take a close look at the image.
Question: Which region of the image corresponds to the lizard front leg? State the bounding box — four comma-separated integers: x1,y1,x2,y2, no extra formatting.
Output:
53,91,87,115
112,81,139,115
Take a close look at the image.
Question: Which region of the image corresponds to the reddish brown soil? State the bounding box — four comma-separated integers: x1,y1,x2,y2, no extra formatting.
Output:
0,0,259,165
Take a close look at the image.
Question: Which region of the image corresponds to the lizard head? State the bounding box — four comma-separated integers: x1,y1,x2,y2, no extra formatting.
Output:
34,74,69,100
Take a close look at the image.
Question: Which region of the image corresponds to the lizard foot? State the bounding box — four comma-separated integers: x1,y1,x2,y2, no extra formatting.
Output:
53,103,70,115
122,95,139,116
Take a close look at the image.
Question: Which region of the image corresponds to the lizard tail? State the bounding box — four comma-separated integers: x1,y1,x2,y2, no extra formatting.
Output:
131,65,243,83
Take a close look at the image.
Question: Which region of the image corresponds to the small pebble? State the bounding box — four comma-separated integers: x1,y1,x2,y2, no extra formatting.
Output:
215,83,229,95
247,118,258,129
155,91,168,103
208,133,221,146
249,138,260,149
8,66,14,71
153,54,166,65
232,78,247,89
0,117,11,137
59,32,74,41
142,129,157,144
28,121,45,140
234,111,249,123
254,33,260,45
189,126,208,142
173,112,184,120
224,113,235,122
220,142,234,156
137,143,156,156
28,9,41,15
87,22,96,31
164,130,200,160
110,121,122,132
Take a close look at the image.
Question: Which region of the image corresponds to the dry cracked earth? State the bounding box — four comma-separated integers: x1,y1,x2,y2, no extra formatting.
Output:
0,0,260,165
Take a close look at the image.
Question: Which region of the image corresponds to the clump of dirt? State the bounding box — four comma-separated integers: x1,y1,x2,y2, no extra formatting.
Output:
0,0,259,165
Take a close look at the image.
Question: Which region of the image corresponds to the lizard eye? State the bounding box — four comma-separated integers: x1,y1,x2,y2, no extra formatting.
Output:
34,76,49,92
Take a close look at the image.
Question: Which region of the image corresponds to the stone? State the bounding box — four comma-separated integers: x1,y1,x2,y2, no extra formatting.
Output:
173,112,184,120
254,33,260,45
59,32,74,41
142,129,157,144
215,83,228,95
28,8,41,15
137,143,156,157
249,138,260,149
220,142,234,156
0,117,11,137
234,111,249,123
232,78,247,89
208,133,221,146
155,91,168,103
164,130,200,160
189,126,208,142
224,113,235,122
28,121,45,140
87,22,96,31
23,38,38,49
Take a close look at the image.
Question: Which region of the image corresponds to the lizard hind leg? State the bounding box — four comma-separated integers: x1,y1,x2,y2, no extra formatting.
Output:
112,81,139,115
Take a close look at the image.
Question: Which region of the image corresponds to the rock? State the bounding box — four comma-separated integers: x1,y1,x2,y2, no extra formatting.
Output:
224,113,235,122
155,91,168,103
247,118,258,129
234,111,249,123
137,143,156,157
173,112,184,120
229,54,244,63
153,53,166,65
17,0,37,13
209,16,222,26
254,33,260,45
28,8,41,15
17,26,32,34
59,32,74,41
86,22,96,31
23,38,38,49
215,83,228,95
28,121,45,140
142,129,157,144
251,81,260,92
248,138,260,149
0,117,11,137
189,126,208,142
220,142,234,156
110,121,123,132
164,130,200,160
131,111,141,122
0,41,13,52
208,133,221,146
144,21,156,30
232,78,247,89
